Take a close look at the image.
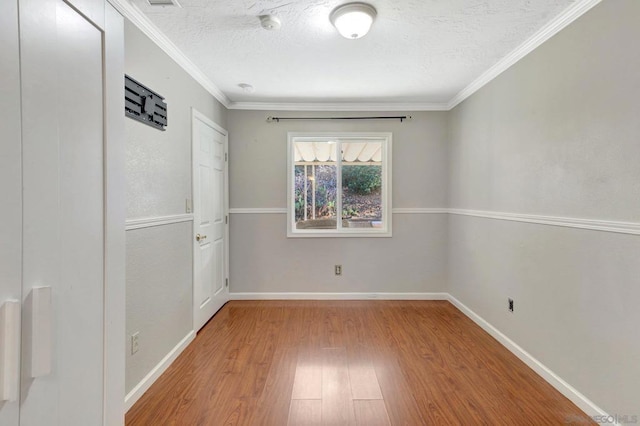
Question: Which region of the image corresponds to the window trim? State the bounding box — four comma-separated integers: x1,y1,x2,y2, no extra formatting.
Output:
287,132,392,238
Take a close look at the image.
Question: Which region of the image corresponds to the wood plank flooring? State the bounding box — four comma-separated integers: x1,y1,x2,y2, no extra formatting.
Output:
125,300,594,425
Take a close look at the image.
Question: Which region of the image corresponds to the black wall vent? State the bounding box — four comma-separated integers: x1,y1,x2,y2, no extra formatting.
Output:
125,75,167,131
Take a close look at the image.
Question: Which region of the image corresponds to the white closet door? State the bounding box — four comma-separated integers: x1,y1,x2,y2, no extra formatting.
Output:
0,0,22,424
19,0,106,424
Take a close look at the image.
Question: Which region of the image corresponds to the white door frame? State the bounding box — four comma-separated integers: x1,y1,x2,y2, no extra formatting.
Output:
191,108,229,331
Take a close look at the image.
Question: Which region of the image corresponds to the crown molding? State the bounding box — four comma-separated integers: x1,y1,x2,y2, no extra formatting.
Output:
107,0,231,108
110,0,601,113
447,0,602,110
227,101,449,112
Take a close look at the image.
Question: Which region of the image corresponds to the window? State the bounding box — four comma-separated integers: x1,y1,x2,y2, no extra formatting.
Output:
287,132,392,237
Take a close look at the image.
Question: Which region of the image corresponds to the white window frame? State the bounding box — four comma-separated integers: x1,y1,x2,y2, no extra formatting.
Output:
287,132,392,238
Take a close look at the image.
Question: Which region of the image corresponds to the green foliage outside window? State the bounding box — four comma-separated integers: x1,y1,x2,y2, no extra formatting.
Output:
342,165,382,195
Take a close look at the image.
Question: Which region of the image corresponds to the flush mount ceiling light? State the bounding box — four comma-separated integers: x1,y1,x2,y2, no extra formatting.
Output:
330,2,377,39
259,15,281,31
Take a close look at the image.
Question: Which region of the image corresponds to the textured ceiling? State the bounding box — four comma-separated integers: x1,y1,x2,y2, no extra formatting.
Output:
130,0,577,105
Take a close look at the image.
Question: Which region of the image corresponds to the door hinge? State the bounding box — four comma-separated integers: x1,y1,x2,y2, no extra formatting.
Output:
225,152,228,162
225,215,228,224
225,278,229,288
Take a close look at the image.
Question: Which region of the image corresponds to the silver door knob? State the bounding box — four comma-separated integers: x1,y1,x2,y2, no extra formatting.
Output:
196,234,207,242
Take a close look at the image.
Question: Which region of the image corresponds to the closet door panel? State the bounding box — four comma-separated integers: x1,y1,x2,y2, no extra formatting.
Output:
19,0,105,424
0,0,22,422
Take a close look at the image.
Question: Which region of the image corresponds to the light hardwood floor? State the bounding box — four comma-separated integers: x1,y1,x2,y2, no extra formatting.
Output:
126,300,593,425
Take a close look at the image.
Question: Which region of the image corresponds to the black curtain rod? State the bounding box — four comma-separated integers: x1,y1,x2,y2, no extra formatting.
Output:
267,115,411,123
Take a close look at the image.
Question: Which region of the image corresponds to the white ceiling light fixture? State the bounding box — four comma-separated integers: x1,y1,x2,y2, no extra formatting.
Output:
259,15,281,31
330,2,377,40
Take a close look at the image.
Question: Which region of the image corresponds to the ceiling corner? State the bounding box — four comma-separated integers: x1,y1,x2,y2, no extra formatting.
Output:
107,0,231,108
446,0,603,110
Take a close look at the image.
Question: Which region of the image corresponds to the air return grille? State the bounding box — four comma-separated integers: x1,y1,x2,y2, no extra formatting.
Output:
125,75,167,131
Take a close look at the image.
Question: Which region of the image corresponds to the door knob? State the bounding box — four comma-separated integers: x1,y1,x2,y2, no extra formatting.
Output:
196,234,207,242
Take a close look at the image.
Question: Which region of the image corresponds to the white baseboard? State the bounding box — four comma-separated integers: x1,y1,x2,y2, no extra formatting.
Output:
229,292,449,301
447,295,609,420
125,330,195,412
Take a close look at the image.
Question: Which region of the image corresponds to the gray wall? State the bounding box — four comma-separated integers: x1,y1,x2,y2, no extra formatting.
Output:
124,20,227,395
122,0,640,416
228,111,449,294
447,0,640,415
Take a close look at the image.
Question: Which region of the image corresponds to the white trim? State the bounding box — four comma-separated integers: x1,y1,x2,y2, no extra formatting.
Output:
392,208,448,214
287,132,393,238
230,292,449,301
107,0,230,108
449,208,640,236
228,207,640,236
447,0,602,109
104,5,127,425
191,108,228,136
230,208,449,215
109,0,600,112
230,208,288,214
124,330,195,412
228,102,448,112
447,295,610,419
125,214,193,231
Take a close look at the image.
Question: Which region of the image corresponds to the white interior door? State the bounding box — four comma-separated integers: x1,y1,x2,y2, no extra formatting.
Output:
19,0,105,424
193,110,229,332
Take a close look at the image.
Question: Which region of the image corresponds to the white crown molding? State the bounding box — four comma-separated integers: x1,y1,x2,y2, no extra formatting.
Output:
230,292,449,301
227,101,449,112
111,0,601,112
447,0,602,110
107,0,231,108
449,208,640,236
125,213,193,230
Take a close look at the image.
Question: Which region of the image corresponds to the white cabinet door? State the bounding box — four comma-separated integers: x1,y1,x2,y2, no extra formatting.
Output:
19,0,106,424
0,0,23,424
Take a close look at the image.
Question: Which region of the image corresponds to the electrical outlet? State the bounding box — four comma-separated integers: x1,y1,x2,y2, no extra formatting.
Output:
131,332,140,355
335,265,342,276
508,298,514,313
